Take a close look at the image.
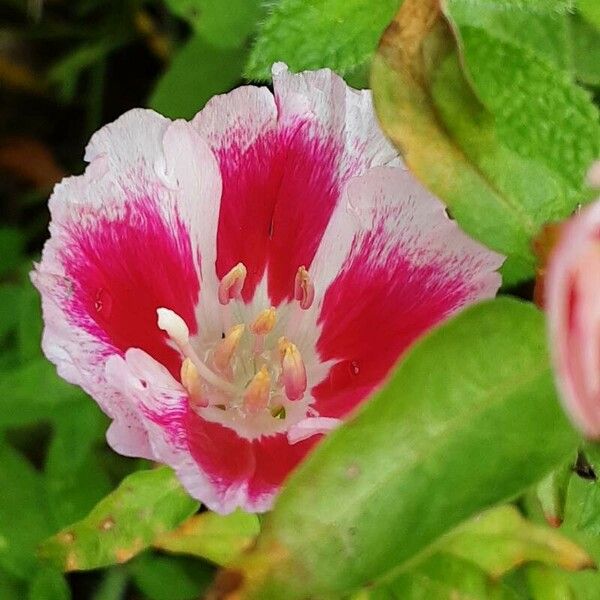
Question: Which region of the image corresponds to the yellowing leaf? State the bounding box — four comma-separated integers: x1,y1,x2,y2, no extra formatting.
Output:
39,468,198,572
154,510,259,566
371,0,600,285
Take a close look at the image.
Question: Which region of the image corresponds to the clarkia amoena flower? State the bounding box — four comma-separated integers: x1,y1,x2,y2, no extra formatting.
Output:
32,64,503,513
547,162,600,438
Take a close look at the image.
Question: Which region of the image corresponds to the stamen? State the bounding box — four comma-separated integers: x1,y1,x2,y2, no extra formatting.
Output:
181,358,208,408
243,366,271,414
251,307,277,354
250,307,277,336
214,324,245,372
294,266,315,310
278,337,307,401
218,262,247,305
157,308,238,395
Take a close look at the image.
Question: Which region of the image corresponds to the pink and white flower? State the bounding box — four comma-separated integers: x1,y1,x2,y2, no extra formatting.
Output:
546,164,600,438
32,64,502,513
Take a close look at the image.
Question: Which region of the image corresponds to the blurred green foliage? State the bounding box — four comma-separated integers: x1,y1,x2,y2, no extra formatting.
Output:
0,2,264,597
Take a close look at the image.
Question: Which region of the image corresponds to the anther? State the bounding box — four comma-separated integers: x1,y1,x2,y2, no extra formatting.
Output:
294,266,315,310
218,262,247,305
214,324,245,372
250,307,277,336
181,358,208,408
278,337,307,401
243,366,271,414
251,307,277,353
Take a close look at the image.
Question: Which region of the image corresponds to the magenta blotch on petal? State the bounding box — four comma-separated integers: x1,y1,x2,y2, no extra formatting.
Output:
34,65,502,513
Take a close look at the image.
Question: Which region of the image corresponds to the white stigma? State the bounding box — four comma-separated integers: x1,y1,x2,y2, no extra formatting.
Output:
157,307,190,346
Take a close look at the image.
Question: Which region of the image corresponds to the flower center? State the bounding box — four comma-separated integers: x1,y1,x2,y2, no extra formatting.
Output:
157,263,319,440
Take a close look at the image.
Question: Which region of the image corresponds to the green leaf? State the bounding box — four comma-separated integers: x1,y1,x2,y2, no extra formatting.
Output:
16,280,43,362
569,14,600,86
48,40,124,103
429,52,549,282
344,61,371,89
164,0,264,49
91,568,129,600
149,35,245,119
525,444,600,600
450,0,600,96
526,473,600,599
534,459,573,527
0,228,24,277
0,273,43,361
130,552,214,600
0,284,20,342
444,3,600,192
48,41,118,83
583,442,600,473
245,0,402,80
44,402,111,528
362,553,520,600
372,0,600,285
578,0,600,30
28,567,71,600
39,467,199,571
443,0,572,70
0,568,24,600
527,565,576,600
569,477,600,540
363,505,592,599
231,298,578,599
0,359,87,429
372,2,530,284
0,442,53,578
440,505,594,577
154,510,259,566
